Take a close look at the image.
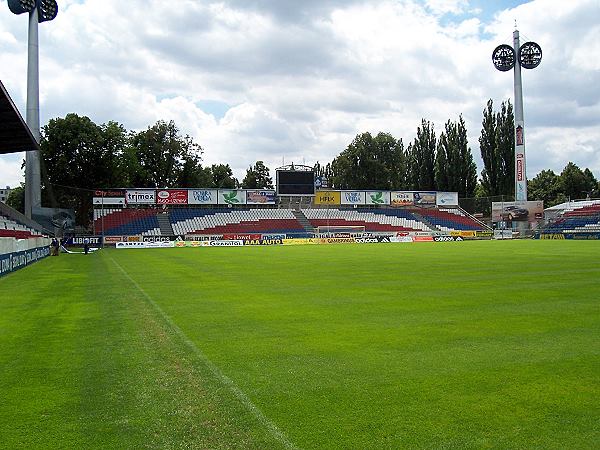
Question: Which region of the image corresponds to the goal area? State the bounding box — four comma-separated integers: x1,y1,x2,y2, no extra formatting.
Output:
316,225,365,235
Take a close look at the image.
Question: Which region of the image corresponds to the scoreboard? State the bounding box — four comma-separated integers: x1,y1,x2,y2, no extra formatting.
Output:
276,170,315,196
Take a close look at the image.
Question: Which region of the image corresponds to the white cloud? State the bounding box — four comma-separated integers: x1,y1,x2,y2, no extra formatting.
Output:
0,0,598,192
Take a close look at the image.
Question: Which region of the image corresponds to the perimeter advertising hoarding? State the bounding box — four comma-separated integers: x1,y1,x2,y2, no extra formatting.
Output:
366,191,391,205
188,189,217,205
413,192,436,206
436,192,459,206
246,190,276,204
390,192,414,207
340,191,366,205
126,190,156,204
156,189,188,205
0,246,50,277
314,191,341,205
491,201,544,222
218,190,246,205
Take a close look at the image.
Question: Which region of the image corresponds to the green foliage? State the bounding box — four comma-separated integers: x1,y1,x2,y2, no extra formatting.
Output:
5,183,24,213
479,99,514,197
408,120,436,190
241,160,273,189
211,164,238,188
435,115,477,198
528,169,566,207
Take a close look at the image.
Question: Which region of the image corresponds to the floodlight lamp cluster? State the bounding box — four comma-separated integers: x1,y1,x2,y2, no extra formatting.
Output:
8,0,58,22
492,41,542,72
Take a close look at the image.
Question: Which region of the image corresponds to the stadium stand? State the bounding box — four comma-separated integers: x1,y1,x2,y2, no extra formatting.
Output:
93,208,161,236
541,200,600,234
303,208,431,232
415,207,486,232
170,208,306,235
0,214,45,239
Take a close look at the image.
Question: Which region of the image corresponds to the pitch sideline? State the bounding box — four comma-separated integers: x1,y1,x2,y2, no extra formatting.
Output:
109,256,298,450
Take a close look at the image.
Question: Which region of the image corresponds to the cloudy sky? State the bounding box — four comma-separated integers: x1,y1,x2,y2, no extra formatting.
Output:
1,0,598,189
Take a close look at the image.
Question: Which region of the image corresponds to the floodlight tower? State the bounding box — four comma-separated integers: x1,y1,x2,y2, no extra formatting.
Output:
8,0,58,219
492,30,542,201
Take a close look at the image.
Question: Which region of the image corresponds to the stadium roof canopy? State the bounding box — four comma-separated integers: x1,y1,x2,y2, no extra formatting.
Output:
0,79,40,154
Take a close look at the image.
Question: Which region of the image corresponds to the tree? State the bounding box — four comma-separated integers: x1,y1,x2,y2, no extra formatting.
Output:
177,152,212,188
561,162,593,201
6,184,25,213
40,113,125,226
330,132,405,190
435,116,477,198
479,99,514,197
528,169,565,207
211,164,238,188
241,161,273,189
129,120,201,188
407,120,436,190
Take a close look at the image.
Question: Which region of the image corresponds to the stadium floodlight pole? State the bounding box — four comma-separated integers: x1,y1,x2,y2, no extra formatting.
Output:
8,0,59,219
492,29,542,202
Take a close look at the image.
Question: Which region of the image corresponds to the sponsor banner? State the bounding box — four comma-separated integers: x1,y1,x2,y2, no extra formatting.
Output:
319,237,354,244
94,189,126,198
391,192,414,207
354,236,393,244
244,238,284,246
188,189,218,205
314,191,341,205
126,189,156,204
538,233,565,240
246,190,276,204
116,241,174,249
93,197,125,205
262,233,286,240
413,192,436,206
218,190,246,205
366,191,390,205
202,240,244,247
185,234,222,241
142,236,173,242
340,191,366,205
65,236,103,246
32,206,76,232
491,201,544,222
436,192,459,206
433,235,464,242
413,235,434,242
282,238,318,246
156,189,188,205
126,235,141,242
391,236,414,243
103,236,123,244
450,230,476,238
223,233,261,241
0,246,50,277
536,232,600,240
475,230,493,238
494,230,514,239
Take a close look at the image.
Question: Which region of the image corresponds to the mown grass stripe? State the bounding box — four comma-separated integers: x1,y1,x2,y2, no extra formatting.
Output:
109,255,299,450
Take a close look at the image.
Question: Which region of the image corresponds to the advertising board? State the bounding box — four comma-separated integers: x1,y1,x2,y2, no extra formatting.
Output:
0,246,50,277
436,192,459,206
93,190,126,205
340,191,366,205
390,192,414,207
156,189,188,205
201,240,244,246
116,241,174,249
314,191,341,205
126,190,156,204
243,238,284,245
413,192,436,206
366,191,391,205
223,233,261,240
103,236,123,244
491,201,544,222
65,236,103,246
218,190,246,205
188,189,218,205
246,190,276,204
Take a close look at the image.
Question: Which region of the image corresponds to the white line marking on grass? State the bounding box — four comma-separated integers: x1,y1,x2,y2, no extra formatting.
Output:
110,257,298,450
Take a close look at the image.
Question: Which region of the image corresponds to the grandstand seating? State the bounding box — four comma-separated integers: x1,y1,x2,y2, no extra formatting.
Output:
93,208,161,236
170,208,306,235
304,208,431,232
540,200,600,234
415,208,486,232
0,215,44,239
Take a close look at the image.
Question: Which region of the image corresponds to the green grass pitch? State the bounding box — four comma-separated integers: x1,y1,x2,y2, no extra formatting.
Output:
0,240,598,449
